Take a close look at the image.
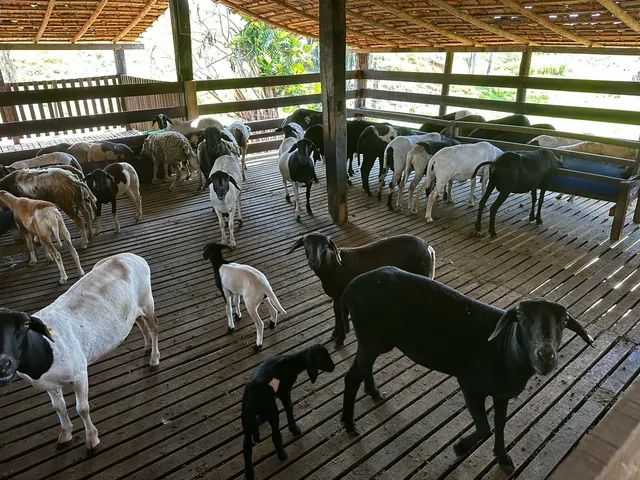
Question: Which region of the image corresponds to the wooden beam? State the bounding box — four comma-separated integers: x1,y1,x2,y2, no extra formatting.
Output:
355,53,369,109
113,0,159,43
320,0,348,225
368,0,477,46
169,0,192,83
346,8,433,47
35,0,56,43
498,0,601,47
439,52,454,116
72,0,110,43
596,0,640,33
353,45,640,55
427,0,537,45
114,48,127,75
0,42,143,50
515,48,531,107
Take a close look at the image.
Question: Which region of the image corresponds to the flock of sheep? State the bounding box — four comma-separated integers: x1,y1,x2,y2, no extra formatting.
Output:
0,106,629,479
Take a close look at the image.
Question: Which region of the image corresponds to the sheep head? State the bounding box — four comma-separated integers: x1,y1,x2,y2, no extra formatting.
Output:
202,242,232,266
204,171,240,200
304,344,335,383
488,299,593,375
289,232,342,271
152,114,172,130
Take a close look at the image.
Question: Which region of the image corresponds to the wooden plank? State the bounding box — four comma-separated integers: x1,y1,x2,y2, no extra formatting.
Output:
439,52,454,116
169,0,192,84
195,71,358,91
0,43,144,50
320,0,348,225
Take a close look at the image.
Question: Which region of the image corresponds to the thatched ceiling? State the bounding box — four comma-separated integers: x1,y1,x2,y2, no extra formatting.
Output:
0,0,169,43
0,0,638,48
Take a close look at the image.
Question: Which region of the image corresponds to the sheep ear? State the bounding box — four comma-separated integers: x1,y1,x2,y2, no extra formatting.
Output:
28,315,53,342
287,144,299,154
275,127,283,133
328,240,342,266
566,313,594,346
166,117,173,125
487,308,517,343
288,237,304,254
228,176,240,191
202,176,212,191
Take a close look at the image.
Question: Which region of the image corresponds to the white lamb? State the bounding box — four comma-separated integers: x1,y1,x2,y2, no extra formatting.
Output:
203,243,286,352
0,253,159,451
417,141,503,222
376,132,441,202
204,155,243,247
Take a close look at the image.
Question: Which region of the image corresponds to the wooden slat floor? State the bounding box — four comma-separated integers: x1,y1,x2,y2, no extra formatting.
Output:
2,152,640,480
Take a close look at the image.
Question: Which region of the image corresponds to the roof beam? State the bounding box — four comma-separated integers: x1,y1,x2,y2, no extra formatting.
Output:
596,0,640,33
427,0,537,45
72,0,110,43
347,8,433,47
0,42,143,50
498,0,601,47
113,0,159,43
368,0,478,46
35,0,56,43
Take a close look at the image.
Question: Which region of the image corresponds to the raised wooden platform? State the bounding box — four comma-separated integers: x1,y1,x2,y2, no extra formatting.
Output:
1,152,640,479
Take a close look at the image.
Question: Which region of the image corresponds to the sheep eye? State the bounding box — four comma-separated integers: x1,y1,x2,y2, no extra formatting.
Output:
562,315,569,325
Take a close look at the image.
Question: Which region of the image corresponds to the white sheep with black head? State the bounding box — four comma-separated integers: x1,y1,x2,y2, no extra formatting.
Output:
278,138,321,222
204,155,243,247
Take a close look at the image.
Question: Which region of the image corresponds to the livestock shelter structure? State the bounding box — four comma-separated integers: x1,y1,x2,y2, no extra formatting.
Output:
1,1,640,479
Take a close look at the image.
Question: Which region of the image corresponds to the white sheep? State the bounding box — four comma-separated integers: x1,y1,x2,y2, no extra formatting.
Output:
376,132,441,203
204,154,243,247
141,131,202,191
0,253,159,451
0,191,84,284
528,135,582,148
203,243,286,352
278,138,319,221
227,120,251,179
417,141,503,222
105,162,144,222
9,152,82,172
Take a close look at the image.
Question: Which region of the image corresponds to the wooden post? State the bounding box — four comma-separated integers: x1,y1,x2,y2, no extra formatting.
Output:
439,52,454,116
169,0,194,119
355,52,369,109
516,48,532,112
114,48,127,76
184,80,198,120
0,69,21,144
320,0,348,225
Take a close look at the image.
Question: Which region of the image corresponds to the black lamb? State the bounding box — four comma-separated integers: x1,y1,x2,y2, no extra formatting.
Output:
340,266,594,474
289,232,436,347
197,126,233,181
242,344,335,480
475,148,563,237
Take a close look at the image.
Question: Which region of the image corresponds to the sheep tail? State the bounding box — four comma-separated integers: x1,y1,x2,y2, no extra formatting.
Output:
383,145,392,170
424,153,438,191
265,286,286,314
427,245,436,280
472,161,494,179
52,216,64,247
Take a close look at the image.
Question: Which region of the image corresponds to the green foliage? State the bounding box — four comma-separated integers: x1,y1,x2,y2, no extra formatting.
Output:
229,19,317,98
475,86,516,102
531,64,567,76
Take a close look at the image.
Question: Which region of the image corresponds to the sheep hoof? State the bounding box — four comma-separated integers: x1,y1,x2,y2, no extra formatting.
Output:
490,231,497,238
347,179,353,187
227,326,235,334
277,450,288,461
295,216,301,223
367,389,386,402
341,420,359,436
253,344,263,353
86,441,100,455
268,321,276,330
306,207,313,216
536,219,543,225
233,314,241,323
237,219,243,228
289,424,302,436
498,456,515,475
285,195,291,203
58,278,68,285
528,215,535,222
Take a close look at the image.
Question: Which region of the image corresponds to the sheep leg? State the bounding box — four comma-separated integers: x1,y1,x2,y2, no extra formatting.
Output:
332,302,346,348
236,194,243,228
59,220,84,278
127,188,143,221
376,168,387,201
140,298,160,367
225,289,236,333
48,387,73,446
341,353,365,434
536,187,546,225
22,227,38,265
305,183,313,216
278,389,302,435
528,189,538,222
454,389,490,456
135,318,152,351
268,411,287,461
41,236,67,284
152,157,160,184
111,200,120,233
169,162,182,192
233,295,242,321
292,182,301,222
283,179,290,203
243,435,255,480
493,396,514,474
361,154,374,195
489,191,510,238
446,179,454,203
359,350,385,401
73,372,99,451
264,297,278,330
475,180,495,234
163,157,170,183
424,180,444,223
214,209,228,245
407,173,423,213
93,202,102,235
247,304,265,353
241,148,247,180
468,177,477,207
228,207,236,247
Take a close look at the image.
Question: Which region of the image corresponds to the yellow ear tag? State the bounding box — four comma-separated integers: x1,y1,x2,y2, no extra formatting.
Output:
268,378,280,392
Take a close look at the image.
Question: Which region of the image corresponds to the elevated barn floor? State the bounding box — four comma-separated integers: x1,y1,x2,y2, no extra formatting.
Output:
2,152,640,480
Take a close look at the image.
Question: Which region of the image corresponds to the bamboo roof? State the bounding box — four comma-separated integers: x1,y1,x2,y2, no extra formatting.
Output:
0,0,637,49
218,0,640,50
0,0,169,43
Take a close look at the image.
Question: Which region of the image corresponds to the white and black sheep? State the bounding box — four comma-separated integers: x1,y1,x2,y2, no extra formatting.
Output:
278,138,321,221
203,155,243,247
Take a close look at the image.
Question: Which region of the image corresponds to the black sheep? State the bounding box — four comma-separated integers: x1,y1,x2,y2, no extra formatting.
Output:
197,126,233,181
281,108,323,129
475,148,563,237
242,344,335,480
340,266,593,474
467,114,530,141
85,169,119,234
35,143,71,156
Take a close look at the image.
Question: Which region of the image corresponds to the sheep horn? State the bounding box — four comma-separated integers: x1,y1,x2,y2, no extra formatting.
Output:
566,313,594,347
288,237,305,254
